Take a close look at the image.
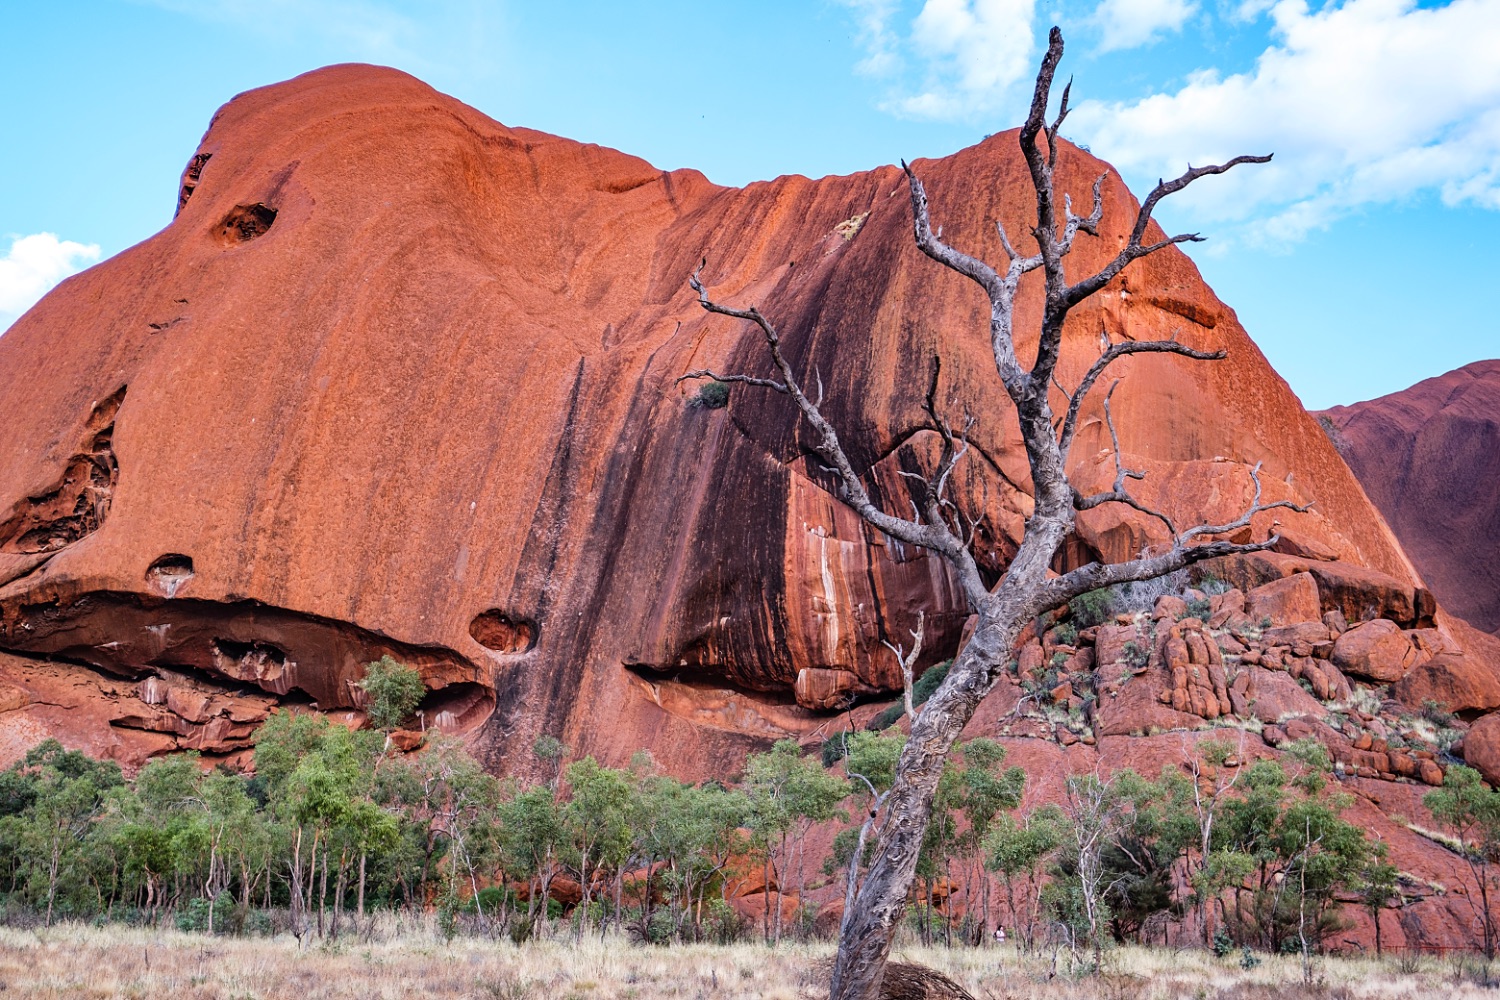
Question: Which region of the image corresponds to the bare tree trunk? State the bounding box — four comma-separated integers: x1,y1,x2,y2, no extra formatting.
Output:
680,25,1277,1000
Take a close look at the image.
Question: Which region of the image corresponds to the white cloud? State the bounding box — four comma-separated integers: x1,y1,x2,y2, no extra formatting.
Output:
1093,0,1199,51
1070,0,1500,244
0,233,101,333
841,0,905,76
142,0,418,60
840,0,1040,121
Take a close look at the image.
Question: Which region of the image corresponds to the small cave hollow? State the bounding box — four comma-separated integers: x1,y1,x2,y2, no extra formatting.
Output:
218,203,277,245
145,554,194,598
468,610,537,653
210,637,290,685
417,682,496,733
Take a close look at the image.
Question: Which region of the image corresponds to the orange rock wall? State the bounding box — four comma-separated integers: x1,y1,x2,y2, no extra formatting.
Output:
0,64,1419,778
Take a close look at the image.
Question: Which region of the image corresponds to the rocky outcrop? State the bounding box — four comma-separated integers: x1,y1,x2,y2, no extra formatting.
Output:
0,63,1426,778
1320,360,1500,634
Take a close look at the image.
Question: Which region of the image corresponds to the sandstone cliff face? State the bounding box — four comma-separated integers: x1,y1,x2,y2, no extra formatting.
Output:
5,61,1498,951
0,63,1428,778
1319,361,1500,635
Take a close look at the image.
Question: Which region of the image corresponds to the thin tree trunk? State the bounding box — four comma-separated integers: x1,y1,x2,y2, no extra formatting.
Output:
830,605,1021,998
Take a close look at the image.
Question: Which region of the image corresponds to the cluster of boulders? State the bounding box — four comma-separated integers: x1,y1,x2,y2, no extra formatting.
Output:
998,553,1486,788
116,670,277,757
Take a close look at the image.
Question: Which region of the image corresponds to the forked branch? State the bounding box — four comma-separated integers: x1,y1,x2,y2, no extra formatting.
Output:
882,611,926,721
681,261,989,605
1057,334,1226,461
1051,459,1311,606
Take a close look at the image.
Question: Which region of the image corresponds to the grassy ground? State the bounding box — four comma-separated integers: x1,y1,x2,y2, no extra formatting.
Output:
0,921,1492,999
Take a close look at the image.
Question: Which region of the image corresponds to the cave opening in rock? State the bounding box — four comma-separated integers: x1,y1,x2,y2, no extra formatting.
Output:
218,203,277,244
468,609,537,653
416,682,495,732
146,554,195,597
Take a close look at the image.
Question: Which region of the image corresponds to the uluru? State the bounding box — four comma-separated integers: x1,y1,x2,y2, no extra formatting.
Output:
3,52,1500,967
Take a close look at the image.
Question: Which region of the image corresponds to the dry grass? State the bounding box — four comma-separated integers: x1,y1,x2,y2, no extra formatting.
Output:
0,921,1492,999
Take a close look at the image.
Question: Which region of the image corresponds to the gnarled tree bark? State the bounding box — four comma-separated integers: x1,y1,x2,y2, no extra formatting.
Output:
681,26,1289,1000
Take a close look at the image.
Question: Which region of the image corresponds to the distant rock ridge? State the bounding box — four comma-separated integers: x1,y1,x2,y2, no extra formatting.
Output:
1319,360,1500,635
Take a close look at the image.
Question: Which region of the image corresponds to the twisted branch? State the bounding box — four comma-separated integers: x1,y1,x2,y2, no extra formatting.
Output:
681,261,989,606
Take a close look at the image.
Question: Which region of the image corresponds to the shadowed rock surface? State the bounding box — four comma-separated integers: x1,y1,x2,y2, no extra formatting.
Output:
1319,360,1500,635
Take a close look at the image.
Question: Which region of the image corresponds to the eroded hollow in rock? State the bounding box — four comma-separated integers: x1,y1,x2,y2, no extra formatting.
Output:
0,386,124,554
469,609,537,653
218,203,277,245
0,590,494,734
145,554,195,598
176,152,212,215
417,682,496,732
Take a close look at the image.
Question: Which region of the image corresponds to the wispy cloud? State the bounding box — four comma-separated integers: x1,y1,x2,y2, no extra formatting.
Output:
1092,0,1199,51
142,0,421,60
1070,0,1500,245
0,233,101,334
839,0,1039,122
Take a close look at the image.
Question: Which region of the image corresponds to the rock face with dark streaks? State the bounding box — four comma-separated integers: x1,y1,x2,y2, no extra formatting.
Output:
1319,360,1500,635
4,61,1499,952
0,63,1426,775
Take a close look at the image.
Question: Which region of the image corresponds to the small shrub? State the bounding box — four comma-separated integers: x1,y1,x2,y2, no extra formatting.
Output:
1183,596,1212,621
867,702,903,731
1240,946,1261,970
1071,589,1115,628
691,381,730,409
1052,622,1079,646
1422,699,1457,728
360,655,425,732
1121,640,1148,671
175,897,212,933
1198,573,1231,597
1213,927,1234,957
703,897,746,944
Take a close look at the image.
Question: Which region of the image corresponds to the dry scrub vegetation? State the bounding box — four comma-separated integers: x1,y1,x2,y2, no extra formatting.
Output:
0,921,1493,1000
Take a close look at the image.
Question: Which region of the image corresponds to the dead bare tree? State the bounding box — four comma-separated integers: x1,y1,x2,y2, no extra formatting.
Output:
680,27,1296,1000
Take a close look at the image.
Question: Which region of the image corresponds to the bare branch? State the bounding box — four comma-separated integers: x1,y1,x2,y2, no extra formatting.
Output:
1064,155,1272,308
904,165,1037,398
902,162,1004,301
1177,461,1311,543
882,612,926,721
1051,460,1313,607
686,260,989,606
676,369,787,393
1057,172,1107,256
1058,335,1226,461
1071,381,1177,535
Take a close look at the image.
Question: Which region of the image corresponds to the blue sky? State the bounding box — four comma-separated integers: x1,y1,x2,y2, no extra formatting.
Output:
2,0,1496,408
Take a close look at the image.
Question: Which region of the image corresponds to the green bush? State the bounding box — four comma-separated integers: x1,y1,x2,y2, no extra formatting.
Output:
1071,589,1115,628
359,655,425,732
692,381,730,409
175,897,212,933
